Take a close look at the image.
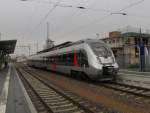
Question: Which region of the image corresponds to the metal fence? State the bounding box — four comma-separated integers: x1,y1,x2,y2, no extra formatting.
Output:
114,45,150,72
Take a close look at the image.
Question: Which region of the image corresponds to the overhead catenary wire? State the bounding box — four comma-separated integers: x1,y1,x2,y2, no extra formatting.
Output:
52,0,145,39
28,0,62,35
25,0,118,39
25,0,145,41
118,0,145,12
24,0,112,13
26,0,114,36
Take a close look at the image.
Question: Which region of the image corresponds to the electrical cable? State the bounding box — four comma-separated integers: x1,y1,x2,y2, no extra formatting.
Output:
52,0,145,39
29,0,62,34
25,0,112,37
118,0,144,12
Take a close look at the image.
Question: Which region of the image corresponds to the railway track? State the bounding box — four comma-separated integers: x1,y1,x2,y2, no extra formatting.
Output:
119,70,150,76
117,70,150,89
25,66,150,99
100,82,150,98
17,67,106,113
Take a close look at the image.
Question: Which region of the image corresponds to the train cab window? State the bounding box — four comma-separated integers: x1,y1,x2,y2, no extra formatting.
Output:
89,42,112,57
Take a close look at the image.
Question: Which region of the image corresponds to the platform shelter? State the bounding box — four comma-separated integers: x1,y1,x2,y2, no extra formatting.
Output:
0,40,17,68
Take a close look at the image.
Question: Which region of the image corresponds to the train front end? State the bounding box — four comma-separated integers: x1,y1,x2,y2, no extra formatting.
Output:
86,40,119,81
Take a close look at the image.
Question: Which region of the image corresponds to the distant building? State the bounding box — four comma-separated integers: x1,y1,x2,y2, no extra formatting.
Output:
102,28,150,69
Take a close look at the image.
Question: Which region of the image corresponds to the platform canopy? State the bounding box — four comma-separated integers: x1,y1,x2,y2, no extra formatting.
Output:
0,40,17,54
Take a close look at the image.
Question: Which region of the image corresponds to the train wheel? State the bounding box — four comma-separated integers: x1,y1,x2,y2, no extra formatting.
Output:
71,70,76,78
81,73,90,81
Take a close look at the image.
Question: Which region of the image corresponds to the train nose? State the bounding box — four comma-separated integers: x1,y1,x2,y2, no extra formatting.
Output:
103,66,117,75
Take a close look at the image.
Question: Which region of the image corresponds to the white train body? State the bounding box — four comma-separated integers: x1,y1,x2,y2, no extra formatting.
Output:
28,39,119,81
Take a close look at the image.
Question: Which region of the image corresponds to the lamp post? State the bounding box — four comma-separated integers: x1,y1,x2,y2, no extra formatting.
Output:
139,28,145,71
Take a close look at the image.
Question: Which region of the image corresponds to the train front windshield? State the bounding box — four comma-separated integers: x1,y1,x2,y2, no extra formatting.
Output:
89,42,112,57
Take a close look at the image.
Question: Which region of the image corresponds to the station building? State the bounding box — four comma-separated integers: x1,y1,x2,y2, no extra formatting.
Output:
102,28,150,70
0,40,17,69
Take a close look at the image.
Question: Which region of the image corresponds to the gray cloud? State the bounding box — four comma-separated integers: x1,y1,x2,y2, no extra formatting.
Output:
0,0,148,55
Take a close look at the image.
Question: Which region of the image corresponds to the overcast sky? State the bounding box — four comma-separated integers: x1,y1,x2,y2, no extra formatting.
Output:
0,0,149,55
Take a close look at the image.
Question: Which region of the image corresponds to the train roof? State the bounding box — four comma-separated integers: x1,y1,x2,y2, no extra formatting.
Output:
28,39,107,60
37,39,104,54
37,41,72,54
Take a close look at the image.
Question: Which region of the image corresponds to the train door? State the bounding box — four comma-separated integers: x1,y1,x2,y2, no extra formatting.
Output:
42,57,47,68
79,50,89,71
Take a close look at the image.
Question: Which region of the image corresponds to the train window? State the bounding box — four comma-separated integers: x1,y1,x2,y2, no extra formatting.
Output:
69,53,74,66
49,56,54,63
57,55,61,65
75,50,88,67
89,42,112,57
62,54,67,65
44,51,88,67
61,54,63,64
80,50,89,67
66,54,71,66
65,53,74,66
55,55,59,64
43,57,46,64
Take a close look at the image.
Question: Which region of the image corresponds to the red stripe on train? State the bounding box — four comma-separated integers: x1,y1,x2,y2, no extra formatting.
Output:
74,49,79,66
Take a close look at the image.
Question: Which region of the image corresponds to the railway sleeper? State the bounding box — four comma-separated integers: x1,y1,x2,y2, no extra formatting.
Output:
48,100,70,106
38,94,62,98
73,110,85,113
134,90,144,93
50,103,74,109
126,88,137,92
21,69,99,113
42,96,63,100
44,98,66,102
37,89,55,92
142,91,150,95
43,98,66,103
122,87,131,90
52,106,79,113
39,93,58,97
38,92,57,95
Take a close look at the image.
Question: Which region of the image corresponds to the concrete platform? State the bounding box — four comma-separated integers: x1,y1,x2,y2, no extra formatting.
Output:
0,64,36,113
0,67,8,96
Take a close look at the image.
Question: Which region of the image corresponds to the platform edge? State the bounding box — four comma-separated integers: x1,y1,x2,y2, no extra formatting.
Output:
14,66,38,113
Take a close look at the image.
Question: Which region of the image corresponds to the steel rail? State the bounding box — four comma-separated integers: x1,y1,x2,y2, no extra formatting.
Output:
17,68,53,113
17,66,102,113
24,69,100,113
24,65,150,99
100,82,150,98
